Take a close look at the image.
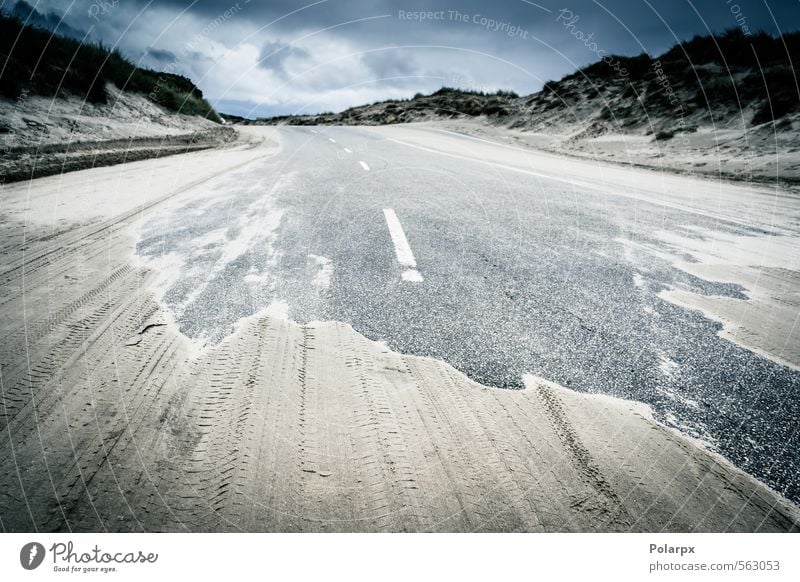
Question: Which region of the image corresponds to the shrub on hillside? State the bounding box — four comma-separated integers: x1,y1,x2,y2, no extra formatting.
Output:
0,12,220,122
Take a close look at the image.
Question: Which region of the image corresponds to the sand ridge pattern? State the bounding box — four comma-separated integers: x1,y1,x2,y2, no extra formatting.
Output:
0,220,798,531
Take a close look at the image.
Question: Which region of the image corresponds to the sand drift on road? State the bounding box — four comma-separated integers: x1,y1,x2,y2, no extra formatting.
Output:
135,126,800,506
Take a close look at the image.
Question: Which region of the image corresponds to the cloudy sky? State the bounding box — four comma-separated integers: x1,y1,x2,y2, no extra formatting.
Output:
8,0,800,117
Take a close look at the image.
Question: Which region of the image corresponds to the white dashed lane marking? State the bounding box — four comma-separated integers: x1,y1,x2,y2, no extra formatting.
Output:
359,161,370,171
382,208,423,283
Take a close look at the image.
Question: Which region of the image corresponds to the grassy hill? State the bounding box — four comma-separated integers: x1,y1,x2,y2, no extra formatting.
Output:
257,88,520,126
252,29,799,133
0,12,220,122
520,28,800,135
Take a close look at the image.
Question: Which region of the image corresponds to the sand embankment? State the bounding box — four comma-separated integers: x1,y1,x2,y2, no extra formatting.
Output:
0,128,797,532
416,117,800,186
0,84,236,184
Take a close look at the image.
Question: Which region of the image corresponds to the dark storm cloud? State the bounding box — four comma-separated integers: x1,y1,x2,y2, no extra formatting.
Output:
146,47,178,63
258,41,310,78
361,50,417,78
91,0,799,43
10,0,88,40
24,0,800,117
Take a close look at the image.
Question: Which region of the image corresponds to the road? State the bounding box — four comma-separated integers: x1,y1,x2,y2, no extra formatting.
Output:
136,125,800,503
1,125,798,531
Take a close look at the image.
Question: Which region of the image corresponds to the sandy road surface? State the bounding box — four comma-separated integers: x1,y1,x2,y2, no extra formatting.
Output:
131,124,800,503
0,127,798,532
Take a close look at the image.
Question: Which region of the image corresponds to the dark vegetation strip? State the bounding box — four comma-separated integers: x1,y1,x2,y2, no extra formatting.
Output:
0,12,220,122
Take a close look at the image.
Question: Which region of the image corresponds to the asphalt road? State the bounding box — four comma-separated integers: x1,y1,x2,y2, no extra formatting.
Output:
136,125,800,504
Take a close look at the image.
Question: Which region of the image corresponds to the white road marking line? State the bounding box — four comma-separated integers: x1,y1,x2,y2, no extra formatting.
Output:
384,136,752,227
328,137,336,143
359,161,370,171
311,129,317,134
401,269,423,282
344,148,352,154
383,208,423,283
